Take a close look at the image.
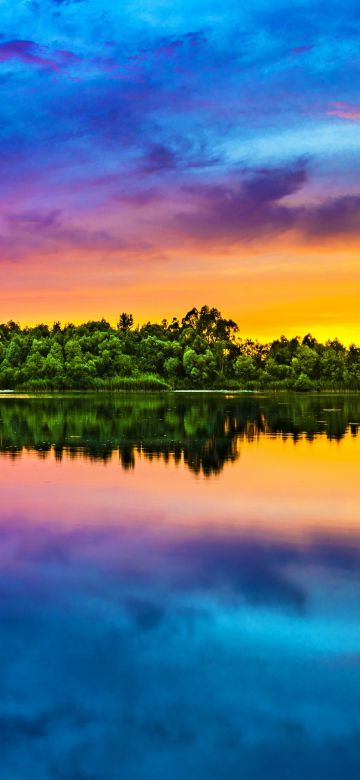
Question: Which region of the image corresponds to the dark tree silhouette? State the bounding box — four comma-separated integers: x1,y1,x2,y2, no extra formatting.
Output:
117,313,134,331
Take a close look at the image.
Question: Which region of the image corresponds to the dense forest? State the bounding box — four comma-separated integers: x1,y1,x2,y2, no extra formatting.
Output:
0,305,359,391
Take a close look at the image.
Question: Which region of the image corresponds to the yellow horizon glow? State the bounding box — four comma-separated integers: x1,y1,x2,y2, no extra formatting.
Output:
0,240,359,344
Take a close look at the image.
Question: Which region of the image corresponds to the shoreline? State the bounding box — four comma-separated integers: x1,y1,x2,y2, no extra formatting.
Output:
1,388,360,397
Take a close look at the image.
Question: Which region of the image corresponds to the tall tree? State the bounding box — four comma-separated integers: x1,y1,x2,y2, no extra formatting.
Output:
117,313,134,332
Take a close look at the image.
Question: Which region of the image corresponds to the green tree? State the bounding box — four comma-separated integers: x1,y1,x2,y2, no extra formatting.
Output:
117,313,134,331
234,355,257,384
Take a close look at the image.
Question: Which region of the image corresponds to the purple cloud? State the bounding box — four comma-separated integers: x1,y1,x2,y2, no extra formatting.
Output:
138,139,220,175
3,209,117,253
176,163,307,242
0,40,59,71
243,165,308,202
301,195,360,237
154,40,183,59
141,144,178,173
6,209,62,230
291,45,314,55
175,163,360,243
0,38,124,79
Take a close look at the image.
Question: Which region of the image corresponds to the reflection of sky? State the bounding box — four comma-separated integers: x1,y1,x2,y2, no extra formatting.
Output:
1,430,360,777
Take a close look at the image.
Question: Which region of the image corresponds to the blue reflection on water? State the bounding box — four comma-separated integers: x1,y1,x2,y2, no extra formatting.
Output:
1,516,360,779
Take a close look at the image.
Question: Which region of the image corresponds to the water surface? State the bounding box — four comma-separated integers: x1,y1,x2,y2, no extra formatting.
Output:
1,392,360,779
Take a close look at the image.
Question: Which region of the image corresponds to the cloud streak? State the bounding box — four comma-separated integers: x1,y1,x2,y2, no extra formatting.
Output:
327,102,360,121
0,39,59,70
175,163,360,244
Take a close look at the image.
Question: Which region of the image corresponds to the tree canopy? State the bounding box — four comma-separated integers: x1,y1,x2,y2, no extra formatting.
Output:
0,306,359,391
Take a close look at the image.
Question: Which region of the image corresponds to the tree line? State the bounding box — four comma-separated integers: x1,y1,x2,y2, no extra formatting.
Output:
0,305,359,391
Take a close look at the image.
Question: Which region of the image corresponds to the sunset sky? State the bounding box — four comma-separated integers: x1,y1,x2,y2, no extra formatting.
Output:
1,0,359,341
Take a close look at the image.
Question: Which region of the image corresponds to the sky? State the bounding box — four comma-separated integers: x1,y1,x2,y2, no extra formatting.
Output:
0,0,359,341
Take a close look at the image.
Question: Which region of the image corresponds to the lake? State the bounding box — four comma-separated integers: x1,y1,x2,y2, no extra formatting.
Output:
1,392,360,779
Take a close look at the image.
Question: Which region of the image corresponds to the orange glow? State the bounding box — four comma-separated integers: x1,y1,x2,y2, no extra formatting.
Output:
1,239,359,344
1,432,359,540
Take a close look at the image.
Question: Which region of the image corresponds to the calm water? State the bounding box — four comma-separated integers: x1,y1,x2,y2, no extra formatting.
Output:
1,392,360,779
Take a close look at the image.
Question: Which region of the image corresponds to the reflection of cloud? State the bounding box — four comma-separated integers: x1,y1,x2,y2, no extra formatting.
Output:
1,515,360,777
0,714,48,741
172,536,307,612
125,597,165,631
3,515,360,617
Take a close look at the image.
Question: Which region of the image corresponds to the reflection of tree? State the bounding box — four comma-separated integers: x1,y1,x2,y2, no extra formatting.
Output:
0,392,359,475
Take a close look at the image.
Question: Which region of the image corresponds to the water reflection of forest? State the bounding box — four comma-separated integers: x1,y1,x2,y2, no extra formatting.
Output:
0,393,359,476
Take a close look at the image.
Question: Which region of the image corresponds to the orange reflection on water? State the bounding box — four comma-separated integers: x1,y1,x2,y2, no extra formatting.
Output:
1,431,359,541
